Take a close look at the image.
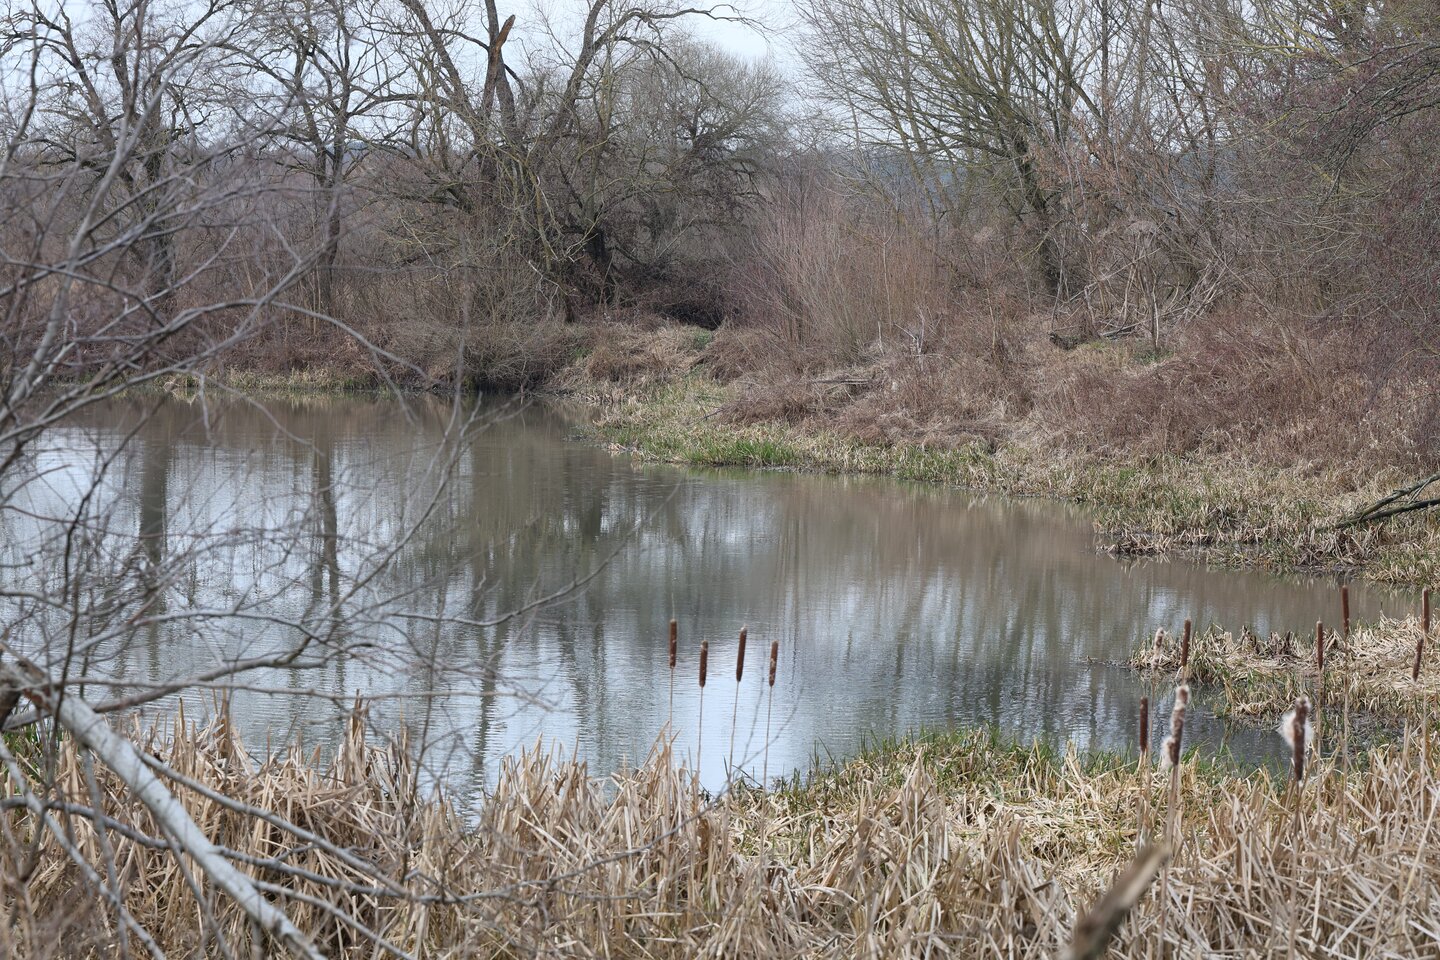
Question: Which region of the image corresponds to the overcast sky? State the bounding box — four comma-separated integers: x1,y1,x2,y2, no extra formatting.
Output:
686,0,798,64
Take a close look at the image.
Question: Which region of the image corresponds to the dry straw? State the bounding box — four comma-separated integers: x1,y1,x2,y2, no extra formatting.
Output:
8,692,1440,958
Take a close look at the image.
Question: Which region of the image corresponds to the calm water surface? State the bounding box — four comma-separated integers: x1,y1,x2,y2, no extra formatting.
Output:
5,394,1414,795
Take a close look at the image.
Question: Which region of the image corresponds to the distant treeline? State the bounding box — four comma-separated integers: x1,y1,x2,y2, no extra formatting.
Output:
2,0,1437,412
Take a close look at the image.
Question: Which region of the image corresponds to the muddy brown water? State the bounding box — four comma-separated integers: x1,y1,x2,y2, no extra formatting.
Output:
3,393,1416,795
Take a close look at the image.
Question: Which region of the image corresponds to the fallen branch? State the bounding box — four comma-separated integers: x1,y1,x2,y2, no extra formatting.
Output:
1335,470,1440,528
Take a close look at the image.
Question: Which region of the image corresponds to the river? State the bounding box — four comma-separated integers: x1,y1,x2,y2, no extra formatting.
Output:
0,392,1413,797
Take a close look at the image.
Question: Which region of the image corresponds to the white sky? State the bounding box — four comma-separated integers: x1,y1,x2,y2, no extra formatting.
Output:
523,0,801,70
685,0,797,65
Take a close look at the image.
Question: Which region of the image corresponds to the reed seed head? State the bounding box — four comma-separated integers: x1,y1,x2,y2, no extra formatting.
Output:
699,640,708,687
736,627,748,682
768,640,778,687
1161,684,1189,770
1315,620,1325,676
669,619,677,670
1180,620,1192,672
1279,697,1313,783
1341,585,1351,638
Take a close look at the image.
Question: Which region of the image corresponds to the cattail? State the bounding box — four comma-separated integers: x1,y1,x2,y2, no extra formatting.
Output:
1139,697,1150,758
1161,685,1189,770
1416,588,1431,682
1315,621,1325,677
1341,585,1350,640
1137,695,1153,849
1279,697,1314,783
729,627,748,771
1180,619,1192,676
762,639,779,788
667,619,678,727
697,639,709,771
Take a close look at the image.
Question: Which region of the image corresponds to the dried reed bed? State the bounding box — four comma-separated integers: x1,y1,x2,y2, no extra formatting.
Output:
1132,617,1438,722
5,705,1440,957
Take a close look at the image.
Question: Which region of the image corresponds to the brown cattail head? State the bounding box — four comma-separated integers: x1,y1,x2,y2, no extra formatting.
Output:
1279,697,1313,783
768,640,778,687
1139,697,1150,757
668,620,677,670
1341,585,1351,638
1161,685,1189,769
1180,619,1192,672
736,626,748,682
698,640,708,688
1315,621,1325,676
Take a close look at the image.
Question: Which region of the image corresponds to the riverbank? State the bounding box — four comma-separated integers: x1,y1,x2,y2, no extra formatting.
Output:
11,706,1437,957
547,325,1440,585
179,318,1440,584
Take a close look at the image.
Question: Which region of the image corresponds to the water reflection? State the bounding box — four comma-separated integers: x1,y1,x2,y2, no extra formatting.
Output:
4,394,1415,794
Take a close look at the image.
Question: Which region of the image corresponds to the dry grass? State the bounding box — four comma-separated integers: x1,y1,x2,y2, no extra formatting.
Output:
5,702,1440,957
1132,617,1440,723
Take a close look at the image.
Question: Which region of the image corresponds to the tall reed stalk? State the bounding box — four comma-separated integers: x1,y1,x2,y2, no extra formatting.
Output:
729,626,747,772
1137,696,1150,849
1179,619,1192,682
1416,588,1430,683
1415,589,1431,772
1280,696,1311,960
1314,620,1325,754
760,639,781,869
762,639,778,788
668,619,678,727
1341,585,1350,645
1157,683,1189,954
697,639,708,772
